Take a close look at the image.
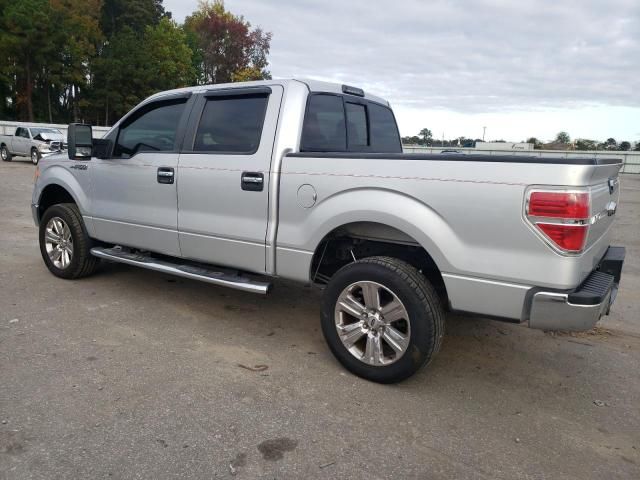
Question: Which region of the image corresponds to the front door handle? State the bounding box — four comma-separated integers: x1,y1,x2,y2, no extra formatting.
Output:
157,167,174,184
241,172,264,191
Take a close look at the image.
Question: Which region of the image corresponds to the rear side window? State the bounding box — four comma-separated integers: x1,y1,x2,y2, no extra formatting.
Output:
345,102,368,148
368,103,402,152
300,94,401,153
300,95,346,152
114,99,187,157
194,94,268,153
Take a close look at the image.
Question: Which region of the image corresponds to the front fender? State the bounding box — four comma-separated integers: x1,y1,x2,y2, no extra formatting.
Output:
34,162,93,233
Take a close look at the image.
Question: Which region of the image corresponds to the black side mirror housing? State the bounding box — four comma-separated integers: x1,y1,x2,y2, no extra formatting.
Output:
67,123,93,160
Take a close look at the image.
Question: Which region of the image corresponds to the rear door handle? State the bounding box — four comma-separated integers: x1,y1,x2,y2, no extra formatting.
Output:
157,167,174,184
241,172,264,191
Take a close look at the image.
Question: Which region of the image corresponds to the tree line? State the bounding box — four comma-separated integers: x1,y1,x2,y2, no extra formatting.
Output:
403,128,640,151
0,0,271,126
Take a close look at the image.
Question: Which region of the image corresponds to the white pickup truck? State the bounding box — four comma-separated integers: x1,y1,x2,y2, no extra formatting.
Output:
1,126,65,164
31,79,625,383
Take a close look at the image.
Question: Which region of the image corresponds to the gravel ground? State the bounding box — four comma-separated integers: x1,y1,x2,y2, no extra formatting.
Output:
1,158,639,479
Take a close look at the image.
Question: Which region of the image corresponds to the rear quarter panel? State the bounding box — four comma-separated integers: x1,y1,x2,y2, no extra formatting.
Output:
277,156,617,293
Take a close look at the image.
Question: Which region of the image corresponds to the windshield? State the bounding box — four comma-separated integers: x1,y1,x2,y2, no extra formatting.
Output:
30,128,62,136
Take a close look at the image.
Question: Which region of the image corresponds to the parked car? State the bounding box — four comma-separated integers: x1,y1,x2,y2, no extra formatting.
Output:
31,79,625,383
1,126,65,164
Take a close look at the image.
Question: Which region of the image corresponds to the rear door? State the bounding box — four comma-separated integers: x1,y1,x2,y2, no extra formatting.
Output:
90,93,193,256
177,85,283,274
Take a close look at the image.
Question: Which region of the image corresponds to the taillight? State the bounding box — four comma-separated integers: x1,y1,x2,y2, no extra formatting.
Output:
526,190,591,254
528,192,589,219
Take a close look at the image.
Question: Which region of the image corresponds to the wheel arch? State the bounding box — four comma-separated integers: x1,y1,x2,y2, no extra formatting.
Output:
309,221,449,306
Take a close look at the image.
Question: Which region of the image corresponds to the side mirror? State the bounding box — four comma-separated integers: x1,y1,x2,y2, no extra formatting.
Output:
67,123,93,160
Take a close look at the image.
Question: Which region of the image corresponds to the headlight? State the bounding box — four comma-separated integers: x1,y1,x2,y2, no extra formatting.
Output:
37,143,50,152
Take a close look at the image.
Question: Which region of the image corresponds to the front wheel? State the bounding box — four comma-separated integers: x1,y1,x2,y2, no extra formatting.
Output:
39,203,100,279
1,145,11,162
31,148,40,165
321,256,445,383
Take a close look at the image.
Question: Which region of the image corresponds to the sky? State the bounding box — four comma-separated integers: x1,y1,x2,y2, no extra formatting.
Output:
164,0,640,142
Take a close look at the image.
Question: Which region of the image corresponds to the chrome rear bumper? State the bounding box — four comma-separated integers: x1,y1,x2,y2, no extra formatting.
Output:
529,246,625,331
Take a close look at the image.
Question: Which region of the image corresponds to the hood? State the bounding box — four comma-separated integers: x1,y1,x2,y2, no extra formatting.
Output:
33,132,64,142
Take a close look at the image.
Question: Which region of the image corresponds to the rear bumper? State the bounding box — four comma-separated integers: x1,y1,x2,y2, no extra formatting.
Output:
528,246,625,331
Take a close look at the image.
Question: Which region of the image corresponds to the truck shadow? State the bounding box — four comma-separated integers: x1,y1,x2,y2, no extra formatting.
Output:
95,262,630,399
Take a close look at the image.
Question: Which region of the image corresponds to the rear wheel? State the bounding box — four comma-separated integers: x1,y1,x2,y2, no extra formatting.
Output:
1,145,11,162
39,203,99,279
321,256,445,383
31,148,40,165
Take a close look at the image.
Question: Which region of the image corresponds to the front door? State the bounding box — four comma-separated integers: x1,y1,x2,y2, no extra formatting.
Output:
90,94,193,257
14,127,29,155
177,85,283,274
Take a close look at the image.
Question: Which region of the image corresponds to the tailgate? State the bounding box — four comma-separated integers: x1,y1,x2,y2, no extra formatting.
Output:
586,163,621,249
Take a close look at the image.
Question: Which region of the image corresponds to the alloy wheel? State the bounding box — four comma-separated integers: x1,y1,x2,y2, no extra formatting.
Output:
334,281,411,366
44,217,74,269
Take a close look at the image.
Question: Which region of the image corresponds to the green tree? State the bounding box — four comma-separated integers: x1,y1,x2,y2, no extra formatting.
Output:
1,0,52,121
603,137,617,150
555,131,570,143
619,141,631,151
635,142,640,151
101,0,166,38
143,17,195,92
184,0,272,84
418,128,432,145
526,137,542,149
575,138,598,151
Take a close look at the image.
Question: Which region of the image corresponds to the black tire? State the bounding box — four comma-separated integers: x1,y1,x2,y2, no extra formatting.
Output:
321,256,445,383
31,148,40,165
39,203,100,279
0,145,11,162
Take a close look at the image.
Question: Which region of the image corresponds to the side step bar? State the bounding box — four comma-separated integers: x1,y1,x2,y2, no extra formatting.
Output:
90,246,271,294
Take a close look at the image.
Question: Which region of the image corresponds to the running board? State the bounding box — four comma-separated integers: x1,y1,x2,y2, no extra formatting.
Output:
90,246,271,294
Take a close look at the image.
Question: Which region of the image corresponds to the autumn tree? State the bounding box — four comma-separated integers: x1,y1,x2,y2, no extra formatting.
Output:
185,0,272,84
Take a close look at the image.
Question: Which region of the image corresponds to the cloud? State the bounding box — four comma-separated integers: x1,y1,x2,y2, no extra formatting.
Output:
164,0,640,138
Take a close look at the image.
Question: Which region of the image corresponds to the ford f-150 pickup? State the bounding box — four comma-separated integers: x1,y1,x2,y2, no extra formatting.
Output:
1,126,65,164
31,79,625,383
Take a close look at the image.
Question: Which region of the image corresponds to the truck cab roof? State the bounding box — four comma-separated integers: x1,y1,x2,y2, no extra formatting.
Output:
146,78,390,107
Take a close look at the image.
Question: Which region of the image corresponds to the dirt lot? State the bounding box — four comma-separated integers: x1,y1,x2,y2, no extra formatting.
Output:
1,158,639,479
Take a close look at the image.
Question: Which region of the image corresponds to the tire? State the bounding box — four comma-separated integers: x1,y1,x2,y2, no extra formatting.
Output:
39,203,100,279
31,148,40,165
321,256,445,383
0,145,11,162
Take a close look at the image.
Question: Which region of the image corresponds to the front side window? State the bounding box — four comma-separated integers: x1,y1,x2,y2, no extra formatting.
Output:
114,99,187,157
194,94,268,153
300,94,346,152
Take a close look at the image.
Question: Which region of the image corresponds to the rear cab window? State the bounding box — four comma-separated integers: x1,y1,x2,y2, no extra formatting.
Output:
300,92,401,153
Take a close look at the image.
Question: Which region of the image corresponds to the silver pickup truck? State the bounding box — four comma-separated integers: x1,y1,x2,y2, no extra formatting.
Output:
31,79,625,383
1,126,65,165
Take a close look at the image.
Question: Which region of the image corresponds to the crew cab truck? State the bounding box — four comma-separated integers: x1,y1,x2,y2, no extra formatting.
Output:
31,79,625,383
1,126,65,165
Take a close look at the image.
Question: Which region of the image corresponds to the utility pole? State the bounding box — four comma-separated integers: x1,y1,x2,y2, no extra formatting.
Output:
483,126,486,142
